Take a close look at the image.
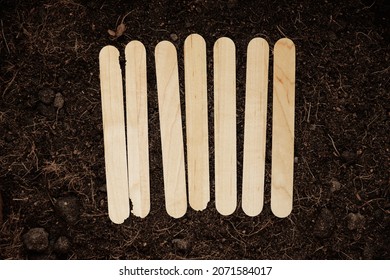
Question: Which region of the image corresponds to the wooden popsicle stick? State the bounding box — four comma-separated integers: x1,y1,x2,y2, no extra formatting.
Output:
184,34,210,211
271,38,296,218
242,38,269,217
99,45,130,224
155,41,187,218
214,37,237,216
125,41,150,218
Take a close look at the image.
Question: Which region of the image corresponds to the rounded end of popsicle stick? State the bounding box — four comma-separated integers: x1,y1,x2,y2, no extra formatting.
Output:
131,204,150,219
155,40,176,52
107,191,130,224
271,200,292,218
99,45,119,59
184,33,206,46
125,40,146,54
108,211,129,225
109,217,124,225
189,199,209,212
214,37,235,49
242,202,263,217
166,204,187,219
216,202,236,216
248,37,269,49
275,38,295,50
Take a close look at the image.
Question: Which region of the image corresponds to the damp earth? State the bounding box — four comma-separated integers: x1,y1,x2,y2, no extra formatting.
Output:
0,0,389,259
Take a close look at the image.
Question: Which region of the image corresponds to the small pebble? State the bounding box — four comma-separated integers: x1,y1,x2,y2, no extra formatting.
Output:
170,33,178,41
38,88,55,105
53,93,65,109
23,228,49,252
172,238,191,252
330,178,341,192
53,236,71,254
56,196,80,224
313,208,335,238
347,213,365,231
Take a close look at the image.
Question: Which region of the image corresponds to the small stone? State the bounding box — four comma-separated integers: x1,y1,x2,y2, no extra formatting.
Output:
172,238,191,252
170,33,178,42
56,196,80,224
23,228,49,252
53,93,65,109
330,178,341,192
53,236,71,254
347,213,365,231
37,103,56,119
313,208,335,238
38,88,55,105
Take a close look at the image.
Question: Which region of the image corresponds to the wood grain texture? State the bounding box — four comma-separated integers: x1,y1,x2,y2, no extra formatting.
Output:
214,37,237,216
99,45,129,224
155,41,187,218
242,38,269,217
125,41,150,218
184,34,210,211
271,38,296,218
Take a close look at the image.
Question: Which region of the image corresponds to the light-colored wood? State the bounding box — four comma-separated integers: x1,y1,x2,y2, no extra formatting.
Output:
242,38,269,217
155,41,187,218
271,38,296,218
125,41,150,218
213,37,237,216
99,45,130,224
184,34,210,211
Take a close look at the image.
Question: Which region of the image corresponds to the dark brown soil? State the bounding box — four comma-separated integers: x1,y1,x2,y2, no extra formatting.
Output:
0,0,389,260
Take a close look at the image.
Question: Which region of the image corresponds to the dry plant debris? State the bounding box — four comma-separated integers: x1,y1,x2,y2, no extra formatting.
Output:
107,11,133,39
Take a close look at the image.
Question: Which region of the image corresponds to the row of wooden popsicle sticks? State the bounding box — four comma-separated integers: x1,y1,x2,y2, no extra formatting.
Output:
99,34,295,224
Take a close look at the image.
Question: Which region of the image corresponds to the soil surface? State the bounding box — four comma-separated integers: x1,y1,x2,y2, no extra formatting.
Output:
0,0,389,259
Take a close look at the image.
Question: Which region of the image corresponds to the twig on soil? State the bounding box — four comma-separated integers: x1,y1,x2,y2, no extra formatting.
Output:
371,66,390,75
119,229,140,249
108,10,134,39
302,156,315,179
2,70,19,97
1,20,10,54
225,223,247,257
304,99,312,123
327,134,340,157
276,25,287,38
